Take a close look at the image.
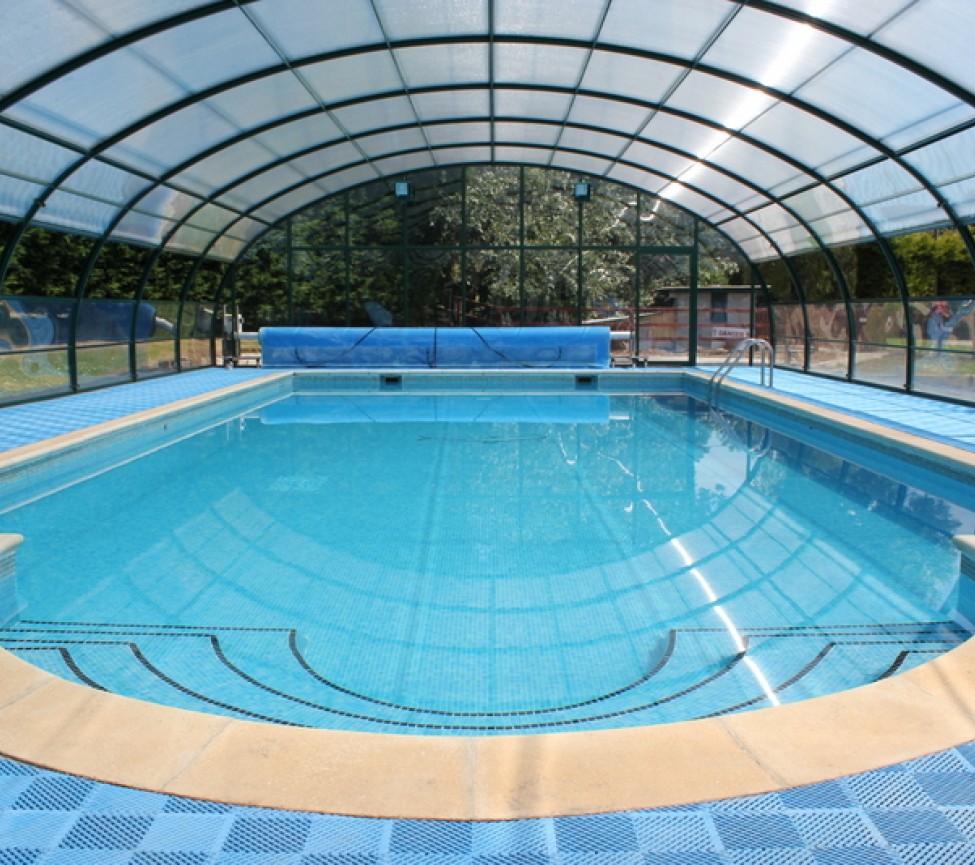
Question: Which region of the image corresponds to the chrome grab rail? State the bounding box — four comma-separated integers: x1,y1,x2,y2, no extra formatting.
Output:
708,338,775,406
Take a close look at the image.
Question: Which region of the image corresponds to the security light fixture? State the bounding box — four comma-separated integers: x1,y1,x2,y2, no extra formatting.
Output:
573,181,592,201
394,180,413,200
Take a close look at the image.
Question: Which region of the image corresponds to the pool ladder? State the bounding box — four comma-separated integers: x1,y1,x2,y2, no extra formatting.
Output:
708,338,775,406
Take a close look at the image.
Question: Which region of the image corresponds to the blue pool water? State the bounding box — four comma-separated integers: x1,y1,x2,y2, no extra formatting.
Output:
0,391,972,734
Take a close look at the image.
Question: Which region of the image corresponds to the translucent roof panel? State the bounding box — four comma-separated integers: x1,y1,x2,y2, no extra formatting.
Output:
0,0,974,265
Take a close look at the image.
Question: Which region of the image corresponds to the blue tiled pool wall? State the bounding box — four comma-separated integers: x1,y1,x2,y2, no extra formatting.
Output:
0,374,292,515
5,746,975,863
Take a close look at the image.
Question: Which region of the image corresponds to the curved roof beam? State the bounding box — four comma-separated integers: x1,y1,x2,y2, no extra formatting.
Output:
4,35,970,268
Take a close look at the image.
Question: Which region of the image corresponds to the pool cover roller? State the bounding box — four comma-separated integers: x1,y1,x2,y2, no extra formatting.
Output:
259,326,611,368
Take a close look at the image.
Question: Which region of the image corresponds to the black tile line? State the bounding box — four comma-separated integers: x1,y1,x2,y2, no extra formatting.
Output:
16,619,292,633
285,627,682,717
208,635,753,732
875,648,944,680
697,643,838,719
7,646,108,691
126,644,305,727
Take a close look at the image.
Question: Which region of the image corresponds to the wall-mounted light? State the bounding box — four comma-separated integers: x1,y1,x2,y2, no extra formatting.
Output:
573,181,592,201
394,180,413,200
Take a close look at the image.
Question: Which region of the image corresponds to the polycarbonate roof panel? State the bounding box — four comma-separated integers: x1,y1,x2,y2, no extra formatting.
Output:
494,44,588,88
412,90,492,122
550,153,614,177
372,0,488,39
599,0,735,58
0,125,77,188
0,0,974,264
130,9,281,95
581,52,685,105
703,8,850,93
493,90,575,122
426,122,492,148
768,0,918,35
393,44,489,89
246,0,385,58
878,0,975,95
0,0,110,96
0,176,45,220
795,50,966,143
566,96,654,139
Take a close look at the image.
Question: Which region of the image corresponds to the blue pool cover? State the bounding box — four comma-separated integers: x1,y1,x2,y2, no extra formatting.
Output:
259,326,611,368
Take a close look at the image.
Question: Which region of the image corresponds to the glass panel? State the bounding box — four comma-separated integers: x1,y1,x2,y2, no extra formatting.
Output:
769,0,914,34
582,249,635,363
293,195,347,248
76,342,131,390
0,124,76,185
136,335,177,378
180,300,215,369
695,287,758,365
833,242,900,300
892,230,975,297
254,184,338,225
407,168,463,247
427,122,492,148
467,166,521,248
292,250,348,326
550,154,615,179
635,253,691,362
771,304,805,369
524,169,577,246
348,182,399,247
806,302,849,378
220,165,308,211
586,187,638,248
405,247,460,327
851,300,908,389
493,90,573,122
758,259,798,303
4,229,94,297
497,122,560,147
0,343,70,405
349,248,403,326
86,243,151,300
460,248,515,326
523,248,578,325
912,298,975,401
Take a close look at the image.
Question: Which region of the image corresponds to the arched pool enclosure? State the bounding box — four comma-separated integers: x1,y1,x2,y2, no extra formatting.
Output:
1,1,975,406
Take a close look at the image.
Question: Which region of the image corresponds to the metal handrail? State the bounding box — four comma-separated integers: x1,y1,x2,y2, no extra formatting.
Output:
708,338,775,406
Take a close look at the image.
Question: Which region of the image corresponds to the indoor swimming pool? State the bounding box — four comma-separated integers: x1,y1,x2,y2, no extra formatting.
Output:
2,380,973,734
